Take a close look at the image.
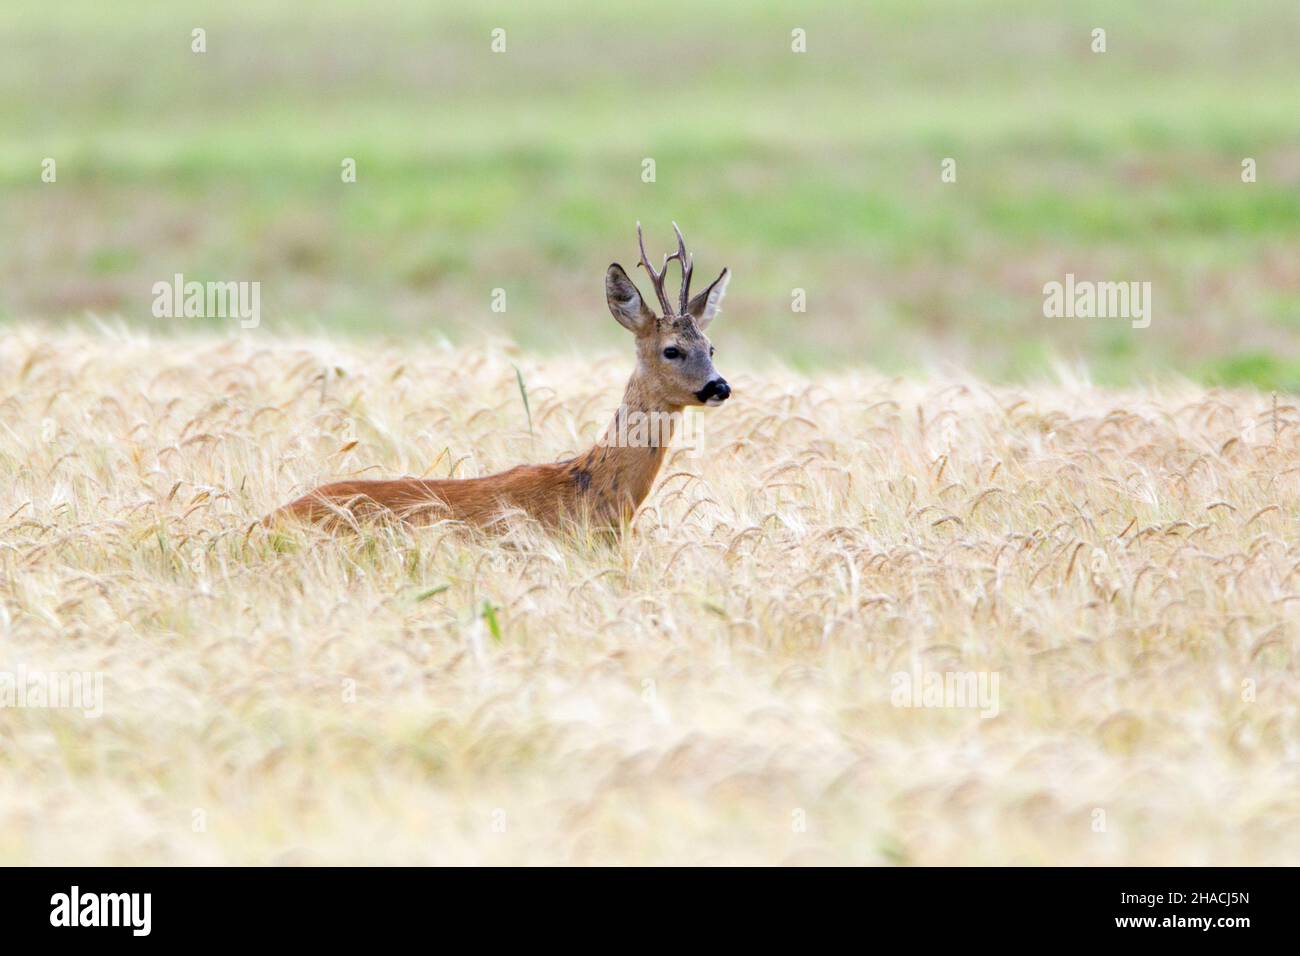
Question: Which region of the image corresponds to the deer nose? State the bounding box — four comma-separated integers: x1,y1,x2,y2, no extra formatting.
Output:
697,378,730,403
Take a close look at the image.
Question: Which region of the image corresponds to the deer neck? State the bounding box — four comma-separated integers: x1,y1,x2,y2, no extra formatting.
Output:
576,371,682,515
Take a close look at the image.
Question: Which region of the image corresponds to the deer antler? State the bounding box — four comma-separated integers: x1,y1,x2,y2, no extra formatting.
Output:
671,221,693,315
636,221,676,315
636,221,696,316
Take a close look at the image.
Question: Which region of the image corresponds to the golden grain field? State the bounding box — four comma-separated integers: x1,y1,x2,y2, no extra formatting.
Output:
1,327,1298,865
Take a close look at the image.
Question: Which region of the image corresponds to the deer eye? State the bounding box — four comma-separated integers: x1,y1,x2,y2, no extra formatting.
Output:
709,346,715,357
662,347,681,360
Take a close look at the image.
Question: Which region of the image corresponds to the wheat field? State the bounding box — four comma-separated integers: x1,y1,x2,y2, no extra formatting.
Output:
1,326,1297,865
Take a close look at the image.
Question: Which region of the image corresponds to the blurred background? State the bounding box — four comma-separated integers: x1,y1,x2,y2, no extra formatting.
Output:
2,0,1297,387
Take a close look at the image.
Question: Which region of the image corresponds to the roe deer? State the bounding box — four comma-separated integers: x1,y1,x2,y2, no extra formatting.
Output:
269,223,731,532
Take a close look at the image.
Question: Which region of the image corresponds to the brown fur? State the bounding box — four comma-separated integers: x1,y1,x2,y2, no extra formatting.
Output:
273,383,678,532
267,224,731,534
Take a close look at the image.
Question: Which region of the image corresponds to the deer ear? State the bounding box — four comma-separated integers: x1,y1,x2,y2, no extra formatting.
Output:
686,268,729,330
606,263,656,334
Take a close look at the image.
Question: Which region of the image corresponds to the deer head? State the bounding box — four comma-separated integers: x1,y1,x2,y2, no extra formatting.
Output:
605,222,731,407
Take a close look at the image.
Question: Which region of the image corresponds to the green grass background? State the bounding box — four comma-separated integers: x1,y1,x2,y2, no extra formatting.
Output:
2,0,1298,388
